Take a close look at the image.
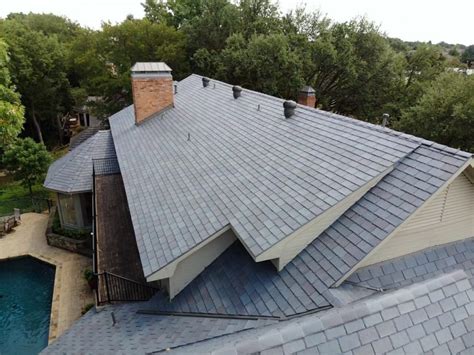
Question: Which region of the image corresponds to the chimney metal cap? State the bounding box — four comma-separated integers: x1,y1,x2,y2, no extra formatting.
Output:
232,85,242,99
299,85,316,95
283,100,297,118
131,62,172,73
202,77,210,87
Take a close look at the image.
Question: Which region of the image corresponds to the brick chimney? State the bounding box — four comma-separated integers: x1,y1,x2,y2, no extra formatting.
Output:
131,62,174,125
298,86,316,108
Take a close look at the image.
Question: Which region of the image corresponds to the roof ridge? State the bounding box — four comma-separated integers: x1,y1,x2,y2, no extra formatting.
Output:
186,74,472,159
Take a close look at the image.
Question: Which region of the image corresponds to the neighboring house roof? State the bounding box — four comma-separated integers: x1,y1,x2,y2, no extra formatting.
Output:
109,74,429,278
41,237,474,354
69,126,100,150
44,130,116,193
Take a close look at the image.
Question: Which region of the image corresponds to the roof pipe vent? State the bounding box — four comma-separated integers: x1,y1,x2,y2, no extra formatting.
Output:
232,85,242,99
174,84,178,94
202,77,210,88
382,113,390,127
283,100,297,118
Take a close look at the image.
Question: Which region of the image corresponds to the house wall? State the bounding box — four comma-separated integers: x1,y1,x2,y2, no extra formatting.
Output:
257,168,391,270
359,172,474,267
166,229,236,298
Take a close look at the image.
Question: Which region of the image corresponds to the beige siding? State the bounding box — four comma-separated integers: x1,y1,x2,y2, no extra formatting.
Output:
360,173,474,267
147,226,230,281
167,230,236,298
257,168,391,269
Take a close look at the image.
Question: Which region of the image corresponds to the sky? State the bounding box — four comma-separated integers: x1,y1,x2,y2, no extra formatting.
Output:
0,0,472,45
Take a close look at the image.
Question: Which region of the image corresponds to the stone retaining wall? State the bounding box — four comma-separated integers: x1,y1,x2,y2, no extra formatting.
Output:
46,207,92,257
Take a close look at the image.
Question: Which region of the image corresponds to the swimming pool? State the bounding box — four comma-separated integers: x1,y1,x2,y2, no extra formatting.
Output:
0,257,55,354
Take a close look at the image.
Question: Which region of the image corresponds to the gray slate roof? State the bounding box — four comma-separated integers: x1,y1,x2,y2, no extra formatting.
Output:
109,74,427,277
69,126,100,150
349,236,474,292
135,143,470,319
44,130,116,193
291,143,470,289
173,269,474,354
146,241,331,318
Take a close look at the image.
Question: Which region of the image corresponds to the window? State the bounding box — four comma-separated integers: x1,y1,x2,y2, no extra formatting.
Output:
58,193,78,227
80,193,93,227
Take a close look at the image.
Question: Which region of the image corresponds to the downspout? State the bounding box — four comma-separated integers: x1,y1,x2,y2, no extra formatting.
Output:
92,162,99,305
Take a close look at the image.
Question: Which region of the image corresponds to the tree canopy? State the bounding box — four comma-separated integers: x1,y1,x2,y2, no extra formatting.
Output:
395,72,474,152
0,39,24,149
0,3,472,152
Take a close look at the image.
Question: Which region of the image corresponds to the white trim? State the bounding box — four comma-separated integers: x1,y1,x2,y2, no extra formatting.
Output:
146,225,231,282
256,166,393,267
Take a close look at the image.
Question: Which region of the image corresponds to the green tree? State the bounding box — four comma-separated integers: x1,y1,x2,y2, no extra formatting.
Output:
0,18,72,145
302,19,406,120
0,39,24,148
5,12,80,43
211,33,304,97
69,18,189,117
142,0,205,28
2,137,52,197
461,44,474,64
395,72,474,152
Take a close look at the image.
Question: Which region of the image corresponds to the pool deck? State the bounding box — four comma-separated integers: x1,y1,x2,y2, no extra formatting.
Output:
0,212,93,344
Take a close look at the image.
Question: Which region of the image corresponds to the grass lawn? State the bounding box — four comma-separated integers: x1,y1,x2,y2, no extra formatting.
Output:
0,179,51,216
0,145,65,216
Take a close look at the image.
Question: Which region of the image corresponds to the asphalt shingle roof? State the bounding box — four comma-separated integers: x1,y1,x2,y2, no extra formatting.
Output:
109,74,426,277
41,303,274,355
44,130,116,193
41,237,474,354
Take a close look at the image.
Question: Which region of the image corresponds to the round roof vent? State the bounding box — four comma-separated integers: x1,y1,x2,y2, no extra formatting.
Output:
283,100,297,118
232,85,242,99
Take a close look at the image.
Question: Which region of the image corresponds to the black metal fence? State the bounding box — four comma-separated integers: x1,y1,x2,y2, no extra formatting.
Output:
96,271,158,305
0,197,53,217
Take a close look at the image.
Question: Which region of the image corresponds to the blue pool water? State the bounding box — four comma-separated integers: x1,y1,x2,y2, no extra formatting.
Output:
0,257,55,355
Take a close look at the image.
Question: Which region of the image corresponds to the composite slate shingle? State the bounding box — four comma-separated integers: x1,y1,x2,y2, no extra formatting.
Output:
44,130,116,193
109,74,424,277
287,143,470,290
173,269,474,354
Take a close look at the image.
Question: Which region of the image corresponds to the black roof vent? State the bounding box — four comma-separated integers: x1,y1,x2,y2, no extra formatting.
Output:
202,77,210,88
232,85,242,99
283,100,297,118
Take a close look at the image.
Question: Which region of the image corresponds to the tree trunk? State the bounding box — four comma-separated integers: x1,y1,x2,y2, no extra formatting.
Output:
56,114,64,146
28,180,33,201
31,104,44,144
